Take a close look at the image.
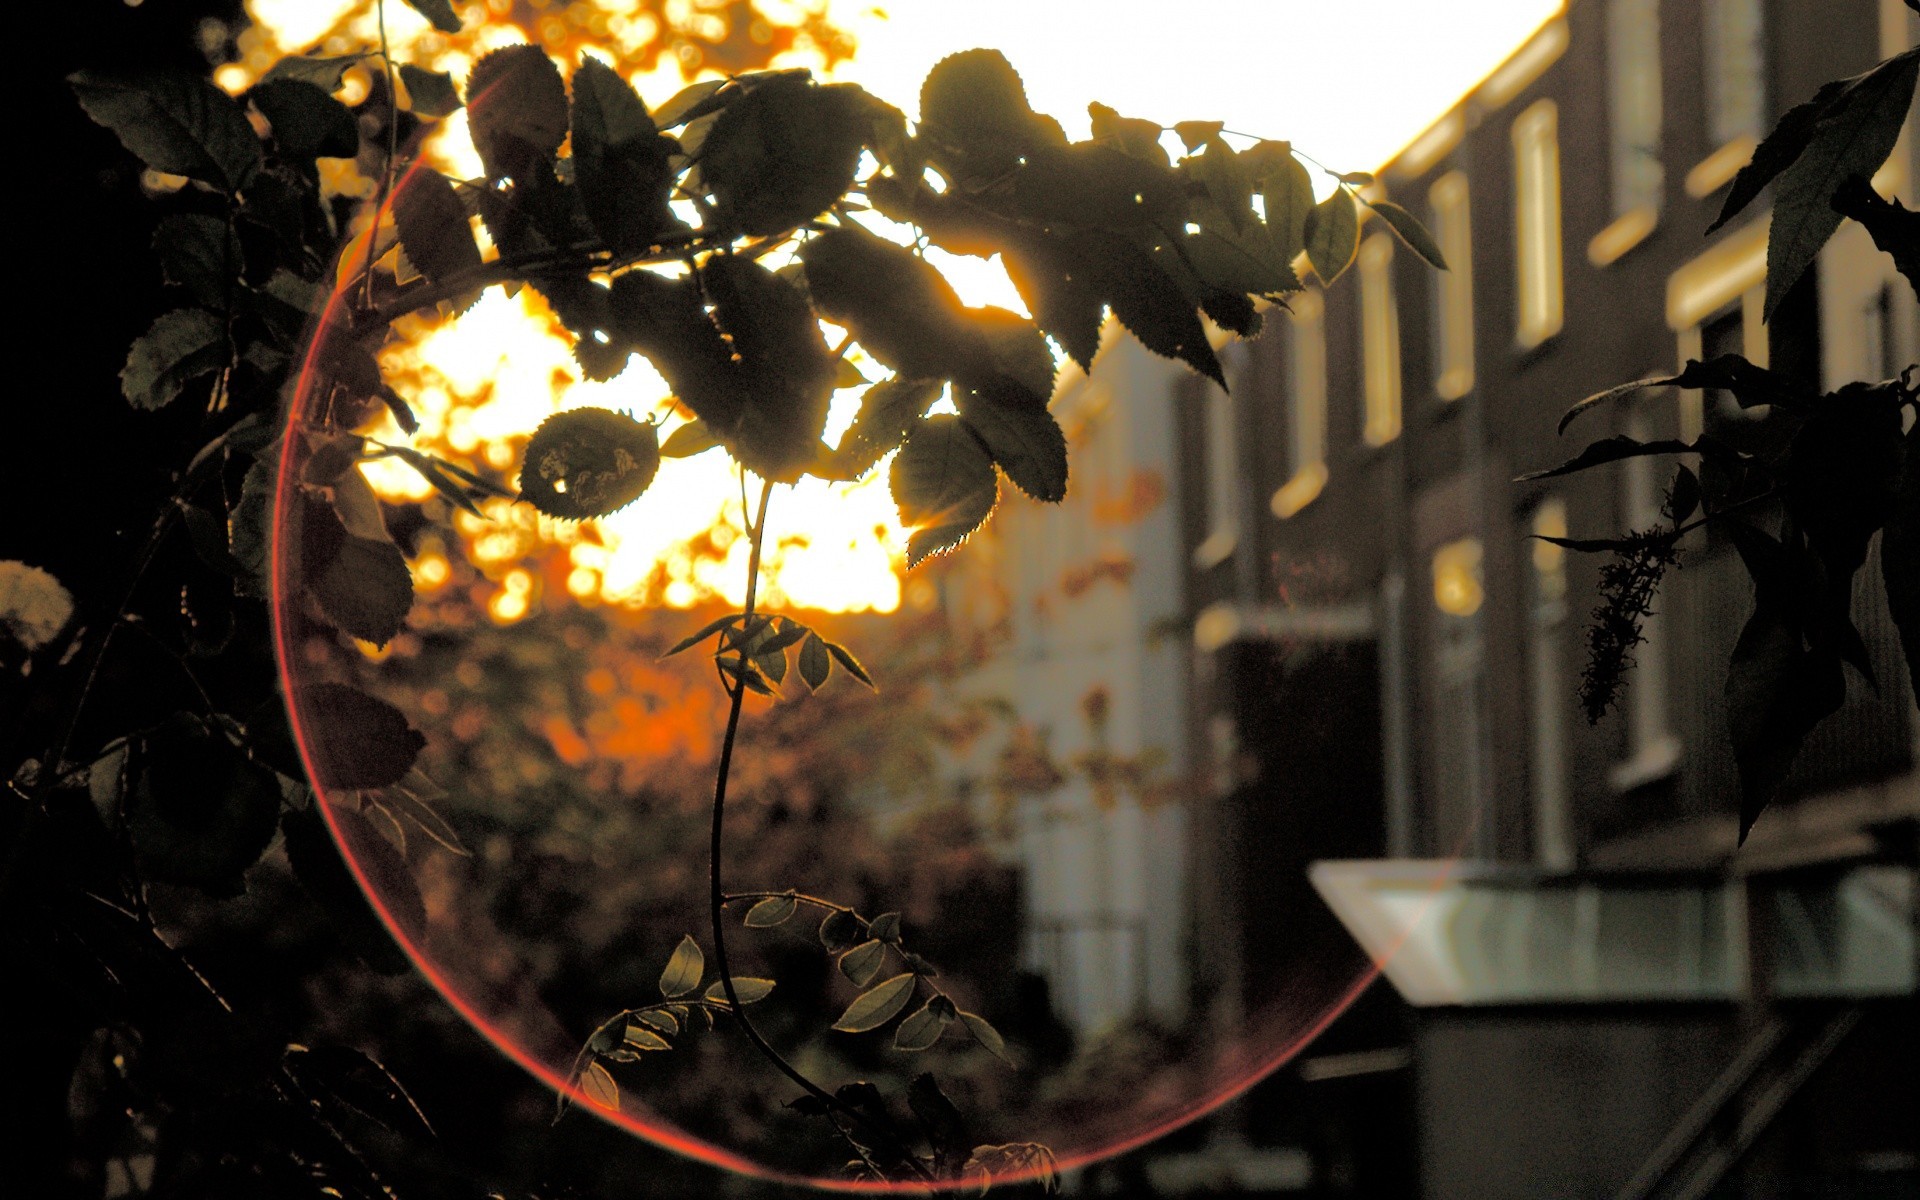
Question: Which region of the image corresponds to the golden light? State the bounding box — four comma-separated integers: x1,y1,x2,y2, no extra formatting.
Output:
1432,537,1486,618
246,0,1564,617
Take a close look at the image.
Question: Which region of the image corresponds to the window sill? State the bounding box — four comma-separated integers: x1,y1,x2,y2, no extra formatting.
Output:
1587,206,1659,267
1685,136,1758,200
1607,734,1682,793
1271,461,1328,519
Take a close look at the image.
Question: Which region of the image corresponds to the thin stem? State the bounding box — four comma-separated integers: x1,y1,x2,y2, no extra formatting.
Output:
363,0,400,312
704,479,933,1183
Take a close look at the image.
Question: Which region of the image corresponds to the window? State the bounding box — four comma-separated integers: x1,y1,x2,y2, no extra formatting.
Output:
1527,500,1574,871
1667,218,1767,439
1359,234,1402,445
1430,537,1489,857
1704,0,1767,148
1512,99,1565,348
1429,172,1475,399
1592,0,1664,265
1272,290,1328,518
1193,386,1239,567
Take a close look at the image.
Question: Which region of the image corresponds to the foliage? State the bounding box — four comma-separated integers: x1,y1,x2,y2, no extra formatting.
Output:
1528,42,1920,840
25,0,1445,1191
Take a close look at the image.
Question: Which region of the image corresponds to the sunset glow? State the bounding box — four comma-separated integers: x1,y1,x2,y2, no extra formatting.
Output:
248,0,1564,616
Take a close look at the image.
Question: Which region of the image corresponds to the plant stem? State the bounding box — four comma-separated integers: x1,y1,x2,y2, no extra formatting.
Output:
704,478,933,1182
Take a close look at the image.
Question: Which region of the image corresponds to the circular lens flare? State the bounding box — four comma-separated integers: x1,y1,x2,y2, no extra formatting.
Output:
271,135,1412,1200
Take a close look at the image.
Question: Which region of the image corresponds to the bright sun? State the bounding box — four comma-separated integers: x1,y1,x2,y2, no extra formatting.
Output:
240,0,1563,617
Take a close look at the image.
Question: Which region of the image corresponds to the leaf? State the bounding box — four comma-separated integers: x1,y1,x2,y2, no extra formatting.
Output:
635,1009,679,1035
1516,435,1696,482
128,715,281,897
154,214,240,309
798,224,984,382
798,633,831,689
250,79,359,159
822,377,945,483
1884,422,1920,695
122,308,225,410
700,256,838,479
580,1061,619,1111
302,498,414,647
623,1025,670,1051
825,641,874,688
381,786,469,856
745,894,798,926
1725,597,1846,840
519,408,660,520
963,1143,1058,1193
819,907,864,951
663,613,740,657
570,56,677,255
832,973,917,1033
658,935,704,998
401,0,463,33
392,169,481,287
70,69,262,191
1556,355,1807,434
1764,49,1920,319
651,77,728,128
1088,102,1168,164
465,44,567,179
660,419,721,459
919,49,1046,181
890,416,1000,567
908,1072,975,1178
959,385,1068,503
282,808,413,975
867,912,901,943
1002,233,1105,372
959,1012,1011,1064
1017,141,1185,229
1172,120,1225,151
262,54,362,91
1364,199,1448,270
838,938,886,987
1244,141,1314,265
1832,176,1920,303
1304,188,1359,285
397,64,461,117
295,683,427,791
701,75,870,236
1067,229,1223,386
1670,464,1702,525
705,977,775,1005
894,999,953,1050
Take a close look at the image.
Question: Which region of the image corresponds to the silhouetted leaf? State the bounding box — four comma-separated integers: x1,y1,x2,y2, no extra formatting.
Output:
466,45,567,179
1516,435,1697,482
894,999,953,1050
1243,140,1313,265
129,716,281,897
402,0,463,33
799,224,983,381
155,214,239,309
122,308,225,410
959,1012,1010,1064
1364,199,1448,270
660,419,720,459
745,894,798,926
1069,229,1223,386
519,407,660,519
839,939,886,987
664,613,740,657
867,912,901,942
1017,141,1184,229
959,385,1068,502
1002,233,1105,372
919,49,1047,181
262,54,362,91
398,64,461,117
825,640,874,687
392,169,481,286
1088,102,1167,164
570,56,676,254
251,79,359,159
635,1009,678,1035
296,684,426,791
283,807,413,975
798,632,831,689
963,1143,1058,1192
1764,48,1919,319
1832,176,1920,303
1670,464,1702,524
891,415,999,566
1304,187,1358,284
651,77,727,128
659,935,704,997
832,973,916,1033
702,255,838,479
814,907,862,951
1172,120,1224,151
580,1061,619,1111
702,75,870,236
705,977,775,1005
70,69,262,191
